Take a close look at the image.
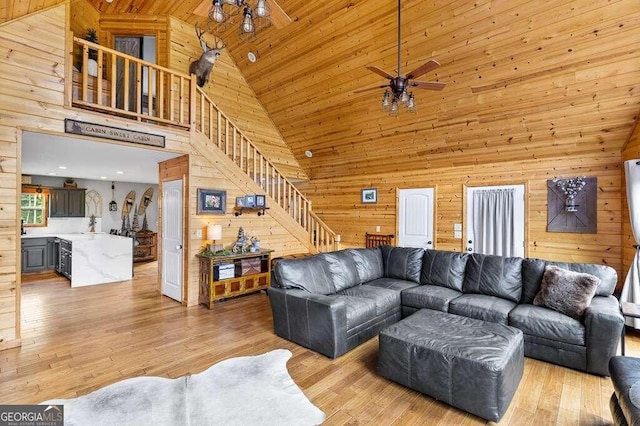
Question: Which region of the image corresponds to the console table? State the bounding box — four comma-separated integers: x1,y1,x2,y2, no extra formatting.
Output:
197,250,273,309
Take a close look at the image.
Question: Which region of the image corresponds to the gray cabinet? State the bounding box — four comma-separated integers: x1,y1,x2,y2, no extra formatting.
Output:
22,237,59,273
49,188,85,217
21,238,48,273
58,239,72,279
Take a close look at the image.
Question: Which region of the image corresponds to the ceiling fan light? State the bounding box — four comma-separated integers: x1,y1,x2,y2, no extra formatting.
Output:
222,0,243,16
209,0,226,23
382,91,391,110
239,6,257,42
389,98,400,116
406,93,417,113
255,0,270,17
401,89,409,103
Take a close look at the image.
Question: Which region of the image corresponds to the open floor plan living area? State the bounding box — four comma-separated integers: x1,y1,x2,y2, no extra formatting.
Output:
2,0,640,424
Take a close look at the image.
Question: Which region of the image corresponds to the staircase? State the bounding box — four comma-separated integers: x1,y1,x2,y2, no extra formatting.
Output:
70,36,338,253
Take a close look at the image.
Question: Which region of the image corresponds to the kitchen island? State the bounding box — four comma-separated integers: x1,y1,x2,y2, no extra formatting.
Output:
22,233,133,287
58,233,133,287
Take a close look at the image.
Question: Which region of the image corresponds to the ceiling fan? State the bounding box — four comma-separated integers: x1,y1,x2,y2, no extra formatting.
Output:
192,0,292,31
357,0,446,113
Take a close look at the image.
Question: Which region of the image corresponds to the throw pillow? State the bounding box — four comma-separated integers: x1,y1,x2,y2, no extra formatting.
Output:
533,265,600,320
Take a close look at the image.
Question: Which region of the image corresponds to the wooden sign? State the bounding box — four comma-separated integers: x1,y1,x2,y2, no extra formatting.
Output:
64,119,165,148
547,177,597,233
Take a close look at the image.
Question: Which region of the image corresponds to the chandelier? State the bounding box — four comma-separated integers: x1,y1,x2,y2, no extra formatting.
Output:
205,0,272,43
382,85,417,116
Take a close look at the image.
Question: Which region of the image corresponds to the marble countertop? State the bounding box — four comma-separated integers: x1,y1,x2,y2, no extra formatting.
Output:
22,233,130,242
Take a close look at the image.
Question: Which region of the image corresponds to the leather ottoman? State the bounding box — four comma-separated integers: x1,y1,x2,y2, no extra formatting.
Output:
378,309,524,422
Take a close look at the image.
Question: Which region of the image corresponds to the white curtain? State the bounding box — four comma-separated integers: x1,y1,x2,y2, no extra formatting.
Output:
472,189,515,256
622,160,640,328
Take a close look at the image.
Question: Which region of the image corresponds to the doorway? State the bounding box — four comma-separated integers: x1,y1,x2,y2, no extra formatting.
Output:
397,188,435,249
114,36,156,113
161,179,183,302
465,184,526,257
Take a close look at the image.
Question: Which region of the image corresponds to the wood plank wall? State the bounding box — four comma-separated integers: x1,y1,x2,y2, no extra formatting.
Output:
0,4,311,349
622,120,640,279
168,17,307,181
296,152,624,285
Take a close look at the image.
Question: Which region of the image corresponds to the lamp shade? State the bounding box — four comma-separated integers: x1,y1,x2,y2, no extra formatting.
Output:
207,224,222,240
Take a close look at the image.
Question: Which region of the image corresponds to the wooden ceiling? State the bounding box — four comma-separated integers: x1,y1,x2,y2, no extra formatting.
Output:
4,0,640,180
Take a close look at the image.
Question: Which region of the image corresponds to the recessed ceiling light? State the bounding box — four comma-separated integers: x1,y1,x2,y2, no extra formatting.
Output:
100,176,107,180
305,150,313,158
116,171,124,174
247,52,257,63
48,172,57,176
58,166,67,170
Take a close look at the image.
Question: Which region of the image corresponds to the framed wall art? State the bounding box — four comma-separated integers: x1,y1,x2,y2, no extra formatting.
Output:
256,195,266,207
362,188,377,204
197,189,226,215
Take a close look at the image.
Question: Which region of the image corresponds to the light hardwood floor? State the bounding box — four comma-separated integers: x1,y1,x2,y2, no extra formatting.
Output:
3,262,634,425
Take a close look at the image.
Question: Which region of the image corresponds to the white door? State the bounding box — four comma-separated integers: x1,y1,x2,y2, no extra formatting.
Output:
466,184,525,257
162,179,183,302
397,188,435,249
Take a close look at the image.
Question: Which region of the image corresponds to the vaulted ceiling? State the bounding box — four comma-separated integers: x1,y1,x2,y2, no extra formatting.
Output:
4,0,640,180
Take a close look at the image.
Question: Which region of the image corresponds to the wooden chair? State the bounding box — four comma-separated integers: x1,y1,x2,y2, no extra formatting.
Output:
365,233,394,248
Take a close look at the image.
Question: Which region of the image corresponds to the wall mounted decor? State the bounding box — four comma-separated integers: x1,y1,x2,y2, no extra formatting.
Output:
547,177,597,233
85,189,103,217
244,194,256,208
256,195,266,207
362,188,378,204
236,197,245,208
121,190,136,220
137,187,154,215
197,189,226,215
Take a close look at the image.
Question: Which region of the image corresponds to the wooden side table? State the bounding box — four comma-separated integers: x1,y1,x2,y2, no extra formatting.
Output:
621,302,640,355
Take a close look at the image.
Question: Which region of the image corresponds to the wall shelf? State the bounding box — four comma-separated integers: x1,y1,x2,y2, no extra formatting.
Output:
234,207,269,217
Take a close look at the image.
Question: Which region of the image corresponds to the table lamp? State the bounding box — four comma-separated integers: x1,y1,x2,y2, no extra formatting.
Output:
207,224,223,253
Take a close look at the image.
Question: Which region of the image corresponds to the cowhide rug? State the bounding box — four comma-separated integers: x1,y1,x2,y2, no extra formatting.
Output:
42,349,325,425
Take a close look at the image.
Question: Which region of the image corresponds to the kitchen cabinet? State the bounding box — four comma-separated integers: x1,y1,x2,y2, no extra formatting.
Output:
49,188,86,217
21,238,48,273
134,231,157,262
47,238,57,269
58,239,72,279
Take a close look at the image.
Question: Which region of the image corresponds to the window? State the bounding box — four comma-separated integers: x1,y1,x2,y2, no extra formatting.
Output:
21,187,49,227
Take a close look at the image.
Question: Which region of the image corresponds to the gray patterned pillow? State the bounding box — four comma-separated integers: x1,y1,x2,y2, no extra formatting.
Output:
533,265,600,320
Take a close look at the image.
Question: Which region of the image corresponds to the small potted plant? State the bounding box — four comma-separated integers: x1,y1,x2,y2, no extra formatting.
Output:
88,214,96,233
64,177,77,188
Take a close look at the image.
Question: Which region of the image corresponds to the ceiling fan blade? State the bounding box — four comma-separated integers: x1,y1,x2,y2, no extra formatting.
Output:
267,0,292,29
354,85,390,94
406,59,441,80
366,66,394,80
410,81,446,91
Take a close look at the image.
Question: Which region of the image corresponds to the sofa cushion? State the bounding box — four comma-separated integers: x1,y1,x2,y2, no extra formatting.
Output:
381,245,423,283
533,265,599,320
522,258,617,303
338,285,400,316
337,295,378,330
462,253,523,303
508,304,585,346
401,285,462,312
420,250,469,291
319,250,360,292
449,294,517,324
347,248,384,283
366,277,419,292
272,256,335,295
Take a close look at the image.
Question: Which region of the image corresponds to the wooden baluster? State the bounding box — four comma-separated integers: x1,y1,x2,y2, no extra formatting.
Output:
239,134,244,170
225,120,229,155
158,71,166,119
199,92,205,132
123,58,130,111
253,147,257,183
146,66,153,117
96,50,103,106
110,53,117,109
136,62,142,118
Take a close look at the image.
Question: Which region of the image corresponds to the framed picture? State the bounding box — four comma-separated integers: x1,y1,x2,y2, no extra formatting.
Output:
244,194,256,208
236,196,245,208
197,189,226,215
256,195,266,207
362,188,377,204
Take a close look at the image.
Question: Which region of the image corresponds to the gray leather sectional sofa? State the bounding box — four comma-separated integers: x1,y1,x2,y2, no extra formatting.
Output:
268,245,624,376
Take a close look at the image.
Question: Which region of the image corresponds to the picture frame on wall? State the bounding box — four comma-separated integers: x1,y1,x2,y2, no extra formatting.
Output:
197,189,226,215
361,188,377,204
236,197,245,208
256,195,266,207
244,194,256,208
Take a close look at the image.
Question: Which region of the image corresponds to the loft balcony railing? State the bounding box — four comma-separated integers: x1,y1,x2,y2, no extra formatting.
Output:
68,35,337,253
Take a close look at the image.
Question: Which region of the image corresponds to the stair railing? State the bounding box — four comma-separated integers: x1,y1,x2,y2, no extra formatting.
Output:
69,35,338,252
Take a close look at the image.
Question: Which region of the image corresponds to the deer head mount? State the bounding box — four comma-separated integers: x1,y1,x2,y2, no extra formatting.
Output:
189,23,224,88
